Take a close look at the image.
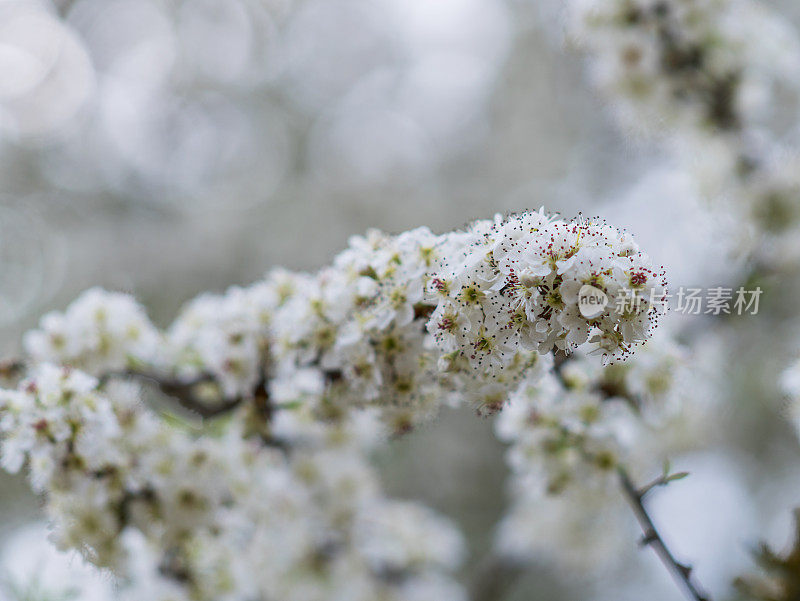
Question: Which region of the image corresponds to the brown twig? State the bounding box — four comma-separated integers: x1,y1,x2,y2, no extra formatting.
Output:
3,360,249,419
107,370,244,419
0,358,25,379
618,467,711,601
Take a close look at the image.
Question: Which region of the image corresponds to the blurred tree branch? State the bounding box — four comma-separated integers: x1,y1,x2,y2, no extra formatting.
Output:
735,509,800,601
469,554,524,601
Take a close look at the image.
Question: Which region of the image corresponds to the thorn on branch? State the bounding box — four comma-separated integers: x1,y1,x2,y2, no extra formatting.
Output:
640,530,659,547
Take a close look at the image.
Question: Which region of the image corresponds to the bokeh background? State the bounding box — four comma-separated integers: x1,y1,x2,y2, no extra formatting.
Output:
1,0,800,599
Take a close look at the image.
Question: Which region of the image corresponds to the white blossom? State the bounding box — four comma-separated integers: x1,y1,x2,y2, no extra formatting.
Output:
23,288,160,375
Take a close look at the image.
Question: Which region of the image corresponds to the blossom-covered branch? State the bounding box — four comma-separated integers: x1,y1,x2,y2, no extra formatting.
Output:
23,210,666,427
1,209,670,600
0,364,467,601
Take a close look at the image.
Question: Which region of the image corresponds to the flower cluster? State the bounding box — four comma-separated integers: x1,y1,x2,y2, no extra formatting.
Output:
569,0,800,138
22,287,161,375
0,364,466,601
567,0,800,248
493,334,691,562
23,210,665,426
